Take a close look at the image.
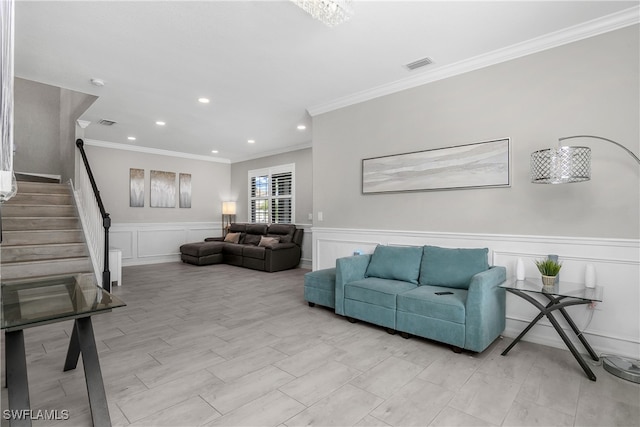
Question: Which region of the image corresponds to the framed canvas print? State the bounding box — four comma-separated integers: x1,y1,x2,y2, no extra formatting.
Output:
129,168,144,207
362,138,511,194
150,170,176,208
179,173,191,208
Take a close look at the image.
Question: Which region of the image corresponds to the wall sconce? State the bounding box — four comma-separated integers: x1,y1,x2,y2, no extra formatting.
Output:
222,201,236,237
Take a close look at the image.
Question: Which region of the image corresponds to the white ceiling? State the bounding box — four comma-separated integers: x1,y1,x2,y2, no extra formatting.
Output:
14,1,639,163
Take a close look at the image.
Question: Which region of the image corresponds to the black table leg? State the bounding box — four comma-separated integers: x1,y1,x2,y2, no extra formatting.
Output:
63,321,81,371
545,311,597,381
5,330,32,427
63,317,111,427
558,307,599,361
501,310,546,356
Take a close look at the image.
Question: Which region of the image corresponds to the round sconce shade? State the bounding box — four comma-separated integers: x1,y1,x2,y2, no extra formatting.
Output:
531,146,591,184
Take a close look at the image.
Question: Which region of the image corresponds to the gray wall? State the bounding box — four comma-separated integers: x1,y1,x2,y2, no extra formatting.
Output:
85,144,230,223
14,77,96,181
230,148,313,224
312,25,639,239
14,78,61,175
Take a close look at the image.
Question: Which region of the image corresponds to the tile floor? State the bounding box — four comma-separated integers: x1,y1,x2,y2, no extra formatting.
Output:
1,262,639,426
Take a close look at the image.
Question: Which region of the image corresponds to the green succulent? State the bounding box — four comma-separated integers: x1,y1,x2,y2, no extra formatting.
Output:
535,259,562,276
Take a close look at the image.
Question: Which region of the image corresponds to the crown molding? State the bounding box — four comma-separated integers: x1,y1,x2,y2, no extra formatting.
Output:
230,141,313,164
307,6,640,117
84,139,231,164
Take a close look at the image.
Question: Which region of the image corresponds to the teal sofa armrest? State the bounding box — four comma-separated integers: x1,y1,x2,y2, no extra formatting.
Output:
335,254,371,315
464,266,507,352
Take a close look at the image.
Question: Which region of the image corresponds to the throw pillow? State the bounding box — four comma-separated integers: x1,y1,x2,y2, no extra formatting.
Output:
419,245,489,289
223,232,240,243
258,236,280,248
244,234,262,246
365,245,422,284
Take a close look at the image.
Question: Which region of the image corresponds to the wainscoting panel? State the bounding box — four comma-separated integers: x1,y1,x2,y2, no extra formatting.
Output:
111,222,313,269
111,222,219,266
312,227,640,359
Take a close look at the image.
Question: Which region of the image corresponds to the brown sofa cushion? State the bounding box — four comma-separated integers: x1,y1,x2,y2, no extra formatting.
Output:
267,224,295,243
224,232,241,243
222,243,244,256
180,241,224,257
246,223,268,235
229,223,246,233
243,245,265,260
259,236,280,248
244,234,262,246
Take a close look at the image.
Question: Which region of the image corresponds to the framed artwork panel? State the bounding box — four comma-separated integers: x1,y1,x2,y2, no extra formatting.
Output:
362,138,511,194
129,168,144,207
150,170,176,208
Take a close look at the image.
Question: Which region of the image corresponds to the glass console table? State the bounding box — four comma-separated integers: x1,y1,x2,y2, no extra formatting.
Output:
2,274,126,427
500,278,603,381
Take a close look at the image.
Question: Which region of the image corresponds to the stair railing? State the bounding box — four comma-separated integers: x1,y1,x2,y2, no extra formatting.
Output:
75,139,111,291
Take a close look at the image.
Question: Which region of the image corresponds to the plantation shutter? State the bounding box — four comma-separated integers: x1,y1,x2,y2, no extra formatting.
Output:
271,172,292,223
249,164,295,224
250,174,269,223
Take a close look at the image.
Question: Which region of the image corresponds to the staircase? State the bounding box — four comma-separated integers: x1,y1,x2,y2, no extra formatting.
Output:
1,180,93,283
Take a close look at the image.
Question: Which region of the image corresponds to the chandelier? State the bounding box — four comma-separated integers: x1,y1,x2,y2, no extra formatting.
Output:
291,0,354,27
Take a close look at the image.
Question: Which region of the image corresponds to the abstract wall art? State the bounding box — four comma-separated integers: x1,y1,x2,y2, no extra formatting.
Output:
150,170,176,208
129,168,144,207
362,138,511,194
179,173,191,208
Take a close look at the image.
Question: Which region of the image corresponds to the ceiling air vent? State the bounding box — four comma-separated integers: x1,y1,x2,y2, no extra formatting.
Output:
405,57,433,71
98,119,117,126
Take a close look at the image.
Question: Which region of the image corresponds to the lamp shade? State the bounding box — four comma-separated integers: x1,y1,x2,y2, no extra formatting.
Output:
531,146,591,184
222,201,236,215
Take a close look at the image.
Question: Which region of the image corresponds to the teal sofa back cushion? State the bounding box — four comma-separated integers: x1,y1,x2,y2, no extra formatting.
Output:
419,245,489,289
365,245,422,284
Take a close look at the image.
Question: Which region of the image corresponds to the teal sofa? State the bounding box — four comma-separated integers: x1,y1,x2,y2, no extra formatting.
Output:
335,244,506,353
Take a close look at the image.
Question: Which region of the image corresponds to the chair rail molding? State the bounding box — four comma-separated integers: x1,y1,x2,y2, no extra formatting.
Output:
312,226,640,359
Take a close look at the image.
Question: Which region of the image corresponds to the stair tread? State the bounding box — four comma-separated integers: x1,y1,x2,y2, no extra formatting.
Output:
2,256,90,265
1,242,87,249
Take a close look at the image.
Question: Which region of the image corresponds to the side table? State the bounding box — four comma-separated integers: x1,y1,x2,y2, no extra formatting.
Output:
2,274,126,426
500,278,603,381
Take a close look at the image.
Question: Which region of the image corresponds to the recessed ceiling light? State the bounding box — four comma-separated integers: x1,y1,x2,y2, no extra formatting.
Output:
297,124,307,130
156,121,166,126
211,150,219,154
198,98,210,104
248,139,255,144
90,78,105,87
127,136,136,141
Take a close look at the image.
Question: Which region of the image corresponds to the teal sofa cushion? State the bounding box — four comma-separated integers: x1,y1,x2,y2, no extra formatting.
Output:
365,245,422,284
397,286,467,324
419,246,489,289
345,278,417,309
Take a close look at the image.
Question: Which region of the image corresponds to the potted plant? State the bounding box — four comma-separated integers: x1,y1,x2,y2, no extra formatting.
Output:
535,259,562,287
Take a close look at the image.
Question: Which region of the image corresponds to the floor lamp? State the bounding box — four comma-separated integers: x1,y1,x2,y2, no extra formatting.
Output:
530,134,640,383
222,201,236,237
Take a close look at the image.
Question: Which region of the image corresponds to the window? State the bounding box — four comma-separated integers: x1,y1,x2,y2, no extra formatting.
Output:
249,164,295,224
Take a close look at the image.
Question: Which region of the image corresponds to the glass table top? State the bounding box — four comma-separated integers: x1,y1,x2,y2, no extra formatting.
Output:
2,274,126,331
501,278,603,302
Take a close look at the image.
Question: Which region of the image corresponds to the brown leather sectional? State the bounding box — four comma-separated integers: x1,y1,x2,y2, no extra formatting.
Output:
179,223,303,272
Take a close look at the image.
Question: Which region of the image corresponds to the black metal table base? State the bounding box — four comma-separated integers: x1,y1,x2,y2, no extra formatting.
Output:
5,330,31,427
4,317,111,427
501,289,599,381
